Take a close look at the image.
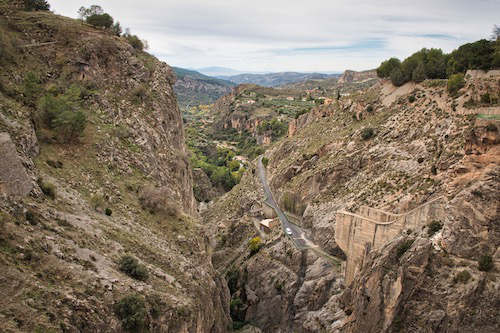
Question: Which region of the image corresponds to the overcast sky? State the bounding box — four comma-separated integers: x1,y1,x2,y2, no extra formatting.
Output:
49,0,499,73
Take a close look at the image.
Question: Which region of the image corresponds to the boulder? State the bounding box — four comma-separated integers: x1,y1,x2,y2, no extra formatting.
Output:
0,132,32,196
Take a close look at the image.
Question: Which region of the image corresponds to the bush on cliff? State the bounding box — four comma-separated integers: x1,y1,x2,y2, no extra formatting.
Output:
37,85,87,143
86,13,114,29
361,127,375,140
248,237,263,255
124,32,146,51
478,255,493,272
114,294,147,332
119,255,149,281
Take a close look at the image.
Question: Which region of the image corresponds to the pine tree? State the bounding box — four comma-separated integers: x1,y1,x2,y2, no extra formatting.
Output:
412,62,427,83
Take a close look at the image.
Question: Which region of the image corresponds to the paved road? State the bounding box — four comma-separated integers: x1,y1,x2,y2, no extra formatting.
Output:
257,156,308,249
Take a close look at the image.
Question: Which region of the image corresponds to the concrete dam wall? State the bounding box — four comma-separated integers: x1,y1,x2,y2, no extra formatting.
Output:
335,197,444,284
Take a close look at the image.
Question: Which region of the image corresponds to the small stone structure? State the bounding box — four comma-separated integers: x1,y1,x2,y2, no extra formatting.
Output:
259,218,278,233
335,197,444,284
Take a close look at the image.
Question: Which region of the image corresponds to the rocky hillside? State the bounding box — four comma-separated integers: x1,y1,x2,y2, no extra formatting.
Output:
0,5,230,332
173,67,234,109
204,69,499,332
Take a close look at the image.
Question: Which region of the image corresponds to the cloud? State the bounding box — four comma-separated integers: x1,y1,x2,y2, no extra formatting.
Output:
49,0,499,72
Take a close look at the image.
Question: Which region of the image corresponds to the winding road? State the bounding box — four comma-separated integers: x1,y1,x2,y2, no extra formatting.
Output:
257,156,311,250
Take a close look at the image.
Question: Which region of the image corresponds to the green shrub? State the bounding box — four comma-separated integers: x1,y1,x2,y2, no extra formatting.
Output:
23,72,41,104
396,239,414,259
471,189,483,198
227,159,240,172
37,85,87,143
274,280,284,293
480,93,491,104
366,105,374,112
131,86,147,104
361,127,375,140
210,167,236,191
124,33,145,51
25,210,38,225
86,13,114,28
119,255,149,281
46,159,63,169
114,294,147,332
377,57,401,78
226,268,239,295
262,157,269,167
51,107,87,142
295,108,310,119
257,118,287,139
390,67,406,86
478,255,493,272
37,179,56,199
105,208,112,216
431,165,437,175
486,123,498,132
408,95,416,103
427,220,442,236
248,237,263,255
454,270,471,283
411,62,427,82
447,74,465,96
24,0,50,11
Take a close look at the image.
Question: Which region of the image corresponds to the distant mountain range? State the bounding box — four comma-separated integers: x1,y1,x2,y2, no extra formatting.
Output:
173,67,343,108
196,66,250,77
219,72,341,87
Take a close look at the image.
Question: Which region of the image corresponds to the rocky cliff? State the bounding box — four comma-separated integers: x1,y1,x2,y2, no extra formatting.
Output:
337,69,377,84
172,67,234,109
0,6,230,332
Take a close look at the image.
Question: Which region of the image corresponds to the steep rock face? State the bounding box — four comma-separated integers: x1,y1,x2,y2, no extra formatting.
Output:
342,166,499,332
192,167,224,203
337,69,377,84
212,85,271,135
172,67,234,108
0,7,229,332
0,132,33,196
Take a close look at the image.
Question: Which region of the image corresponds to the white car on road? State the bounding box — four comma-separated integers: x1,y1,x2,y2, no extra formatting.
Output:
285,227,293,235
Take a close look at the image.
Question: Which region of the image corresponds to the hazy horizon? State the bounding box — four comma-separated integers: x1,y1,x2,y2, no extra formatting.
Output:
49,0,499,73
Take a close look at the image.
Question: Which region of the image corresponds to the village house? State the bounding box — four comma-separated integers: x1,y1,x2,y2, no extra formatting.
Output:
259,219,278,233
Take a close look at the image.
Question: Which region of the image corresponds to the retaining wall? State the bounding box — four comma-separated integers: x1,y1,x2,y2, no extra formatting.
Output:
335,197,444,284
